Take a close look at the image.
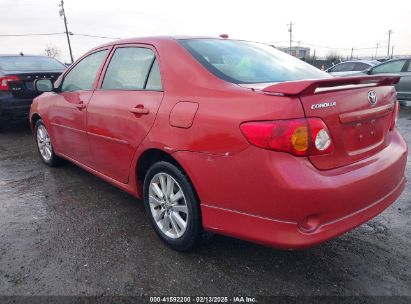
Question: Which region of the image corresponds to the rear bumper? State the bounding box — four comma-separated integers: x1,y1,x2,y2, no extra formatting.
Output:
0,92,33,119
398,92,411,106
399,100,411,107
397,92,411,101
201,176,405,249
174,129,407,249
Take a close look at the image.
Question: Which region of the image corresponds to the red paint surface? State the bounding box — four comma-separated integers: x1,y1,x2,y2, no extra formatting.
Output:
169,101,199,129
30,37,408,249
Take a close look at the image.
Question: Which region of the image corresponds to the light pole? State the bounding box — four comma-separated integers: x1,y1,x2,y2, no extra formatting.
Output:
59,0,74,63
374,43,379,59
387,30,393,58
287,22,294,55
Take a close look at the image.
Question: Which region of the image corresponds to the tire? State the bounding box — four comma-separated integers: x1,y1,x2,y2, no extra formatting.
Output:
143,161,203,251
34,119,61,167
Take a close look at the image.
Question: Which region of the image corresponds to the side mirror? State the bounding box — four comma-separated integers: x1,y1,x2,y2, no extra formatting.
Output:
35,79,54,92
364,68,372,75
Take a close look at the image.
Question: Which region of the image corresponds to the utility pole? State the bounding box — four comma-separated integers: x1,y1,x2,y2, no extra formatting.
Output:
59,0,74,63
387,30,393,58
391,46,394,59
374,43,379,59
287,22,294,55
350,47,354,60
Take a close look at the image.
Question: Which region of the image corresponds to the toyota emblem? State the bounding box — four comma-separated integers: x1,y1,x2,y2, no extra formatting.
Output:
368,90,378,106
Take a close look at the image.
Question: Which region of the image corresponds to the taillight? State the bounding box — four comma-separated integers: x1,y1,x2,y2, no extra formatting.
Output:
308,118,334,155
240,118,334,156
390,101,399,131
0,75,20,91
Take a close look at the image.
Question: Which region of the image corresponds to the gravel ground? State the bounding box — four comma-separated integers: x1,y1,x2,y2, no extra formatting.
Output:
0,108,410,299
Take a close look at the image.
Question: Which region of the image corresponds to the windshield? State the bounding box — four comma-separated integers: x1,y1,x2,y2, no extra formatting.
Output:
0,56,66,71
179,39,330,84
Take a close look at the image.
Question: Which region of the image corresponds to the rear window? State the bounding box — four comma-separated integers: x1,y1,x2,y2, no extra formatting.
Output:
0,56,66,71
371,60,407,74
179,39,329,84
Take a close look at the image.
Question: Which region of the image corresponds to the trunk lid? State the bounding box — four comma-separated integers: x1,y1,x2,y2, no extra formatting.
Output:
260,75,400,170
6,72,61,99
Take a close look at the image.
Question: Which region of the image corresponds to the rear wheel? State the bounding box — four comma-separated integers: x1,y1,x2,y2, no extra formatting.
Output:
35,119,60,166
143,161,202,251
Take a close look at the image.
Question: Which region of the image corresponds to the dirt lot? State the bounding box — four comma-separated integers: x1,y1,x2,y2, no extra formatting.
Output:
0,108,410,299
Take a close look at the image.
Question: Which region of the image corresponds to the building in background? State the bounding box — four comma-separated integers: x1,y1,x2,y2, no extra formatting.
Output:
276,46,311,59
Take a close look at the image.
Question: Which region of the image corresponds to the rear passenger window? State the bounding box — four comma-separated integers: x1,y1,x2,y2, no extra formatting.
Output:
145,59,162,91
332,62,356,72
354,62,370,71
102,47,157,90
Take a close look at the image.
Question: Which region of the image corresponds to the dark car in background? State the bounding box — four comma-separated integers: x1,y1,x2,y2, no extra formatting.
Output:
0,55,66,122
362,58,411,106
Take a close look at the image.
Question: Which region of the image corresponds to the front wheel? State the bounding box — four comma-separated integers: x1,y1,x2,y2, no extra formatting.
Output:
143,161,203,251
35,119,61,166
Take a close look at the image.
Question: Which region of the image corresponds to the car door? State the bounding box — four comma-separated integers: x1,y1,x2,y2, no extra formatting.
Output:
86,45,164,183
369,59,408,98
397,60,411,101
49,49,109,165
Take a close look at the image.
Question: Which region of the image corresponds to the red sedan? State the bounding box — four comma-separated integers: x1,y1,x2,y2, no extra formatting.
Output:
30,37,407,251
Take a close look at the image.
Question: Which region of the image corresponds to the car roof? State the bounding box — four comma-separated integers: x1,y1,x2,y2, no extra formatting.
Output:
378,58,409,62
372,57,410,67
89,35,224,52
0,54,52,58
334,60,379,65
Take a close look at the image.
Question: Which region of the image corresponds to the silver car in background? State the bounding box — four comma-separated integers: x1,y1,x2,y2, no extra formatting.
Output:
363,58,411,106
326,60,379,77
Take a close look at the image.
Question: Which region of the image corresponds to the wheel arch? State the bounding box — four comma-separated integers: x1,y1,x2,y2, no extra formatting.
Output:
135,148,201,203
30,113,42,129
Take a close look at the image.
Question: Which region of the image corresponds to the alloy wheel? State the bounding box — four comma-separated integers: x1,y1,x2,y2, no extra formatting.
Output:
148,172,189,239
36,124,53,162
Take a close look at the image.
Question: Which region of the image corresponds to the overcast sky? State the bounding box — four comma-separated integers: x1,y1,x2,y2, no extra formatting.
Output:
1,0,410,62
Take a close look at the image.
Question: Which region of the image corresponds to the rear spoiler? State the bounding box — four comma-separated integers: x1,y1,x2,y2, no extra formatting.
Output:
262,75,401,96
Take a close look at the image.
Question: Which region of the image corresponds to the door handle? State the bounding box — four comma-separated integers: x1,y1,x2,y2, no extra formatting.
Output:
75,102,86,110
129,105,149,115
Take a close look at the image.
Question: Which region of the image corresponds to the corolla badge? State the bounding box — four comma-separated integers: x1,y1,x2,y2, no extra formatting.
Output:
311,101,337,110
368,90,378,106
